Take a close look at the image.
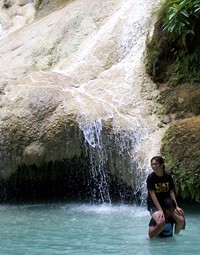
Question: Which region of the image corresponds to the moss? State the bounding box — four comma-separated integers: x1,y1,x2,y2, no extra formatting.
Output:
158,83,200,116
145,1,200,85
145,3,175,83
168,46,200,85
161,117,200,202
146,2,200,202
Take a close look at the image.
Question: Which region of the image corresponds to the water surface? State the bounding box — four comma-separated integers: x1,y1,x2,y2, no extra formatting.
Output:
0,203,199,255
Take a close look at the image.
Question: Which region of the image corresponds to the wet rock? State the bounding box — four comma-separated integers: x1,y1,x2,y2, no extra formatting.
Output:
0,0,164,201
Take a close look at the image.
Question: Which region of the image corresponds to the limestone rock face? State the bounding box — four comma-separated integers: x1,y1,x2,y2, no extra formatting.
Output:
0,0,36,34
0,0,120,78
0,72,84,179
0,0,164,201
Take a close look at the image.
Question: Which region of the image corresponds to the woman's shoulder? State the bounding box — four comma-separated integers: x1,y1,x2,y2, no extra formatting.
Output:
147,172,155,179
163,171,173,178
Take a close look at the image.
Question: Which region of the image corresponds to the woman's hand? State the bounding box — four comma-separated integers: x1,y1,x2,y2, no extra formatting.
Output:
157,210,165,221
175,206,183,216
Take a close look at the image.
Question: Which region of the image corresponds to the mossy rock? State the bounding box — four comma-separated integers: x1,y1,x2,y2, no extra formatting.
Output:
145,0,200,202
145,1,200,85
161,117,200,202
158,83,200,116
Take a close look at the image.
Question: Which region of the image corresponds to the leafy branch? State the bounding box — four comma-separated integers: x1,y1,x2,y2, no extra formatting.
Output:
162,0,200,52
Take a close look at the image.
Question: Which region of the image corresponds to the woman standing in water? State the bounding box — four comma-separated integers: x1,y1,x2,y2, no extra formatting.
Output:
147,156,185,233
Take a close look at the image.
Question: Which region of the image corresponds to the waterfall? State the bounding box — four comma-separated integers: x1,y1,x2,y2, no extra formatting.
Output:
78,118,151,203
0,0,164,203
53,0,163,203
80,120,111,203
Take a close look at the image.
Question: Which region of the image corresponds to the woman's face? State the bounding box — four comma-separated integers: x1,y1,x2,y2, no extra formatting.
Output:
151,159,163,173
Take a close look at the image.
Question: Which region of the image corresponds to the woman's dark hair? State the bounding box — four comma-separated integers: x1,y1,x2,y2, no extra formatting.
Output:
161,197,176,210
150,156,165,170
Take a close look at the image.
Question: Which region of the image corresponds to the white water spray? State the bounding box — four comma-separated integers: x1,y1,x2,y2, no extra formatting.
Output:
0,0,164,203
53,0,164,202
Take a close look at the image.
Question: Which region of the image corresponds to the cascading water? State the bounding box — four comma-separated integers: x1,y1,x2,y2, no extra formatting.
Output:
80,120,111,203
78,118,151,203
54,0,164,203
0,0,165,203
0,2,199,254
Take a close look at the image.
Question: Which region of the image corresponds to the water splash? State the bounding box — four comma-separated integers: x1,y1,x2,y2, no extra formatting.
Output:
63,203,149,216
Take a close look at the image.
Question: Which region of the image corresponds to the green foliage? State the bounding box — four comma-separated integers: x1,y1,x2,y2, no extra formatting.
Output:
162,149,200,202
169,45,200,84
161,120,200,202
145,0,200,84
168,162,200,201
162,0,200,52
146,1,200,201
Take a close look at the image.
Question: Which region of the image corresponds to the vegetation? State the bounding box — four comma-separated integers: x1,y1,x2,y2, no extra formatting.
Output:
163,0,200,52
146,0,200,84
146,0,200,201
161,118,200,202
